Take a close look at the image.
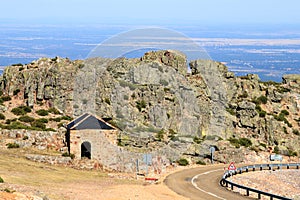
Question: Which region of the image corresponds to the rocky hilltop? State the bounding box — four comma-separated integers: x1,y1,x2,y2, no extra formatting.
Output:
0,50,299,163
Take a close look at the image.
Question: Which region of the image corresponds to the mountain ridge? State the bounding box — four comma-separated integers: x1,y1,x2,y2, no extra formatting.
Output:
0,50,299,163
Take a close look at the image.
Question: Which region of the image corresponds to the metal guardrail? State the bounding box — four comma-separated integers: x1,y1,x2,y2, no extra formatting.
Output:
220,163,300,200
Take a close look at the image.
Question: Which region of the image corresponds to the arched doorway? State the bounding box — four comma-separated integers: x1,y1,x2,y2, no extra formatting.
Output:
81,141,91,159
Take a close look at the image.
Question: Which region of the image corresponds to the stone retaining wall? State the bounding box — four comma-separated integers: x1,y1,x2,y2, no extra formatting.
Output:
0,129,66,151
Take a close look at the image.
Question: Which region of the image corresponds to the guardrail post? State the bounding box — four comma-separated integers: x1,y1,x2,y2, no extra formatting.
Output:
287,164,289,169
246,189,249,196
258,193,261,199
260,165,262,171
231,184,233,190
246,167,248,172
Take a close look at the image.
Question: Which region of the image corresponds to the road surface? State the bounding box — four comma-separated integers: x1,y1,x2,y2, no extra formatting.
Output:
164,164,254,200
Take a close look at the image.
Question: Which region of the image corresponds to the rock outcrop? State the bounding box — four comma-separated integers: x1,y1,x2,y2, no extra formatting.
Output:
0,50,299,163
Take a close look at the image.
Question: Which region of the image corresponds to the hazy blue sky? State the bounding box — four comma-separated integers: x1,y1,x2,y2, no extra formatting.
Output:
1,0,300,25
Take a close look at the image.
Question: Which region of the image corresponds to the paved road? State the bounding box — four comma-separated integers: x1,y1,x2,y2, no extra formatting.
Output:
164,165,254,200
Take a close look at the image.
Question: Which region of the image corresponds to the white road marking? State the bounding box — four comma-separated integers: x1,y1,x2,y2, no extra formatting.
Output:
191,169,227,200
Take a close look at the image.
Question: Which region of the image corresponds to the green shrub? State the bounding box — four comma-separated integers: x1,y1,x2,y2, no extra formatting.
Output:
3,188,15,193
193,136,203,144
23,136,29,140
277,87,291,93
36,109,49,116
50,117,61,122
228,137,240,148
283,126,288,134
177,158,189,166
57,122,65,128
228,137,252,148
6,121,29,129
6,142,20,148
156,129,165,141
104,98,111,105
62,152,75,159
280,109,289,116
259,110,266,117
196,160,206,165
1,96,11,101
11,107,26,116
31,120,46,130
13,89,20,96
48,107,60,114
45,128,56,132
0,176,3,183
226,108,235,116
274,113,291,127
239,138,252,147
60,116,72,121
0,113,5,120
11,106,31,116
136,100,147,112
287,150,298,157
21,106,31,113
36,118,48,123
273,146,280,154
0,91,3,96
257,95,268,104
293,129,300,135
259,143,267,148
18,115,35,123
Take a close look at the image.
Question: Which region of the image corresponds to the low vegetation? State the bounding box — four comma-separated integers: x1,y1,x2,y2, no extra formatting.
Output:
6,142,20,149
0,113,5,120
0,176,3,183
255,105,267,117
62,152,75,159
36,109,49,116
196,160,206,165
273,110,292,127
228,137,252,148
18,115,35,123
136,100,147,112
253,95,268,105
11,105,31,116
177,158,189,166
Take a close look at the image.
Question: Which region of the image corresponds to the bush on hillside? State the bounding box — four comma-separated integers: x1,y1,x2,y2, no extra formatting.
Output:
177,158,189,166
11,106,31,116
18,115,35,123
0,113,5,120
31,120,46,130
36,109,49,116
1,96,11,102
6,142,20,149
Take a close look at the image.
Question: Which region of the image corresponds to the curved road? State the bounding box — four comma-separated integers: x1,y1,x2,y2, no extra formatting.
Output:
164,164,254,200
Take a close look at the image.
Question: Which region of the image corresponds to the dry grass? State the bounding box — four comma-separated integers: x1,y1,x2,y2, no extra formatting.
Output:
0,148,137,199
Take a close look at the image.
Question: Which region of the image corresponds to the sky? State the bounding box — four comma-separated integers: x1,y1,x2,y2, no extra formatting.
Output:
1,0,300,26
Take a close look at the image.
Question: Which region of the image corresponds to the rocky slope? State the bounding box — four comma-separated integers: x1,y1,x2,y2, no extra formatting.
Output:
0,50,299,163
